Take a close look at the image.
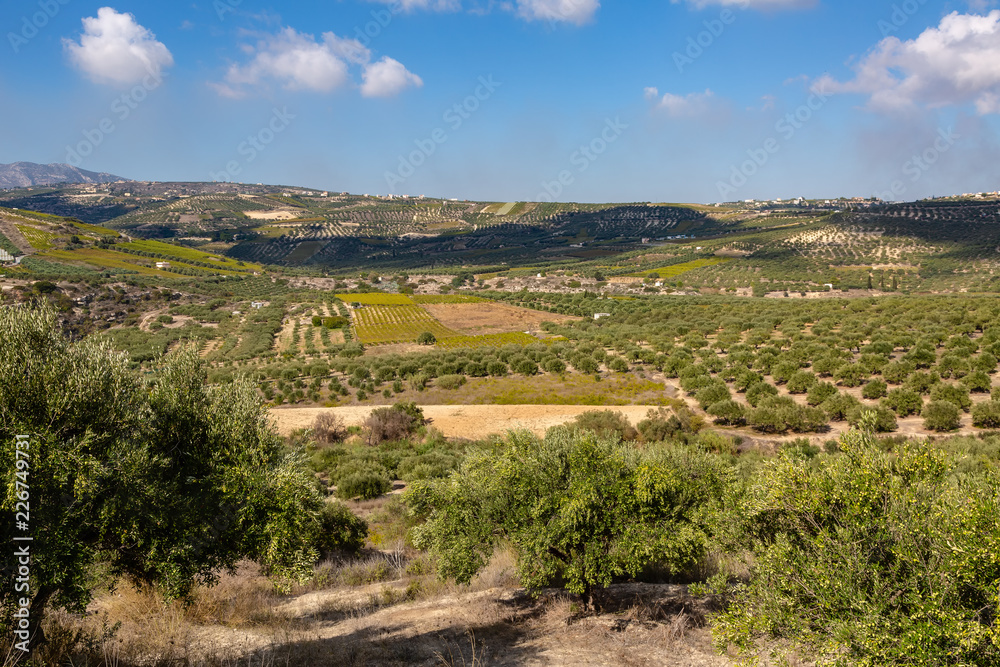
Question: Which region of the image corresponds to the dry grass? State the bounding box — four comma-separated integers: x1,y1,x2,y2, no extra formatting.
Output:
16,542,736,667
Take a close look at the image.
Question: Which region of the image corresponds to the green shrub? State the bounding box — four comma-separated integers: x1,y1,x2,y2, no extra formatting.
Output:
905,370,941,394
336,471,391,500
607,356,629,372
544,358,566,374
748,407,787,434
316,502,368,555
834,364,868,388
847,405,897,432
568,410,639,441
417,331,436,345
971,401,1000,429
636,406,704,442
930,383,972,412
806,381,838,406
708,400,747,426
962,370,992,393
922,400,961,432
407,429,726,606
713,419,1000,665
786,370,816,394
822,392,861,421
695,382,731,410
436,374,467,390
862,378,888,400
745,382,779,407
881,388,923,417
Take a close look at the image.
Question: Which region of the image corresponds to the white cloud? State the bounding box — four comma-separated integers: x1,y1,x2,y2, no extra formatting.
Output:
367,0,599,24
216,27,421,98
361,56,424,97
374,0,461,9
64,7,173,85
675,0,816,10
646,88,718,117
516,0,600,25
816,11,1000,115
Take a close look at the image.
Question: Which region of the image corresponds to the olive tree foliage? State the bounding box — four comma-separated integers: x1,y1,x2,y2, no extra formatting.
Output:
0,306,324,647
713,413,1000,665
406,428,727,606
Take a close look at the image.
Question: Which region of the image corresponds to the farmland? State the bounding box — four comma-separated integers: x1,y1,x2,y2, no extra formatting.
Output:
350,303,458,345
6,186,1000,667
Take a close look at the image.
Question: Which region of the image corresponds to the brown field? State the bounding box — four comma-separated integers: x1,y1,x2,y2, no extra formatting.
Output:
419,302,580,335
270,404,662,439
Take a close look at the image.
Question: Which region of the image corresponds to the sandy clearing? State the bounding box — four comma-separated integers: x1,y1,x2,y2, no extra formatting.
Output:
420,302,580,335
243,209,300,221
270,404,661,438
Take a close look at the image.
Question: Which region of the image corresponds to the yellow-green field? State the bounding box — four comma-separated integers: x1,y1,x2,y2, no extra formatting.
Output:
626,258,728,278
120,240,263,272
352,304,458,344
337,293,415,306
435,332,538,348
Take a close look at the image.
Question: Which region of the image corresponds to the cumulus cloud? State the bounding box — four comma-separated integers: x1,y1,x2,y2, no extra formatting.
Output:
515,0,600,25
64,7,173,85
815,11,1000,115
367,0,599,24
215,27,421,98
674,0,816,10
361,56,424,97
646,88,719,117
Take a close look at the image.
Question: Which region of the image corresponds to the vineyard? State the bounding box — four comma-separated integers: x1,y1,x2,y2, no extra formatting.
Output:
350,303,458,345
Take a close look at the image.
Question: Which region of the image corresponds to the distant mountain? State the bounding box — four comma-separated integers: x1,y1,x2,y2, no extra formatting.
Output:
0,162,128,188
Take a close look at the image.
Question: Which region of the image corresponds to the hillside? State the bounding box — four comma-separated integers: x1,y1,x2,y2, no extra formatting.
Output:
0,162,128,188
2,182,999,296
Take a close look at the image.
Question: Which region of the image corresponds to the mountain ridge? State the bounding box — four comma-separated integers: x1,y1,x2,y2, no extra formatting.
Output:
0,162,129,188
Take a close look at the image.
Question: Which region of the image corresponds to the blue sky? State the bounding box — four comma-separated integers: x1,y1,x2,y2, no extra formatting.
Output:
2,0,999,202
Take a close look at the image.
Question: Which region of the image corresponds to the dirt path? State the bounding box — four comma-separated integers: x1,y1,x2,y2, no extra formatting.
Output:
157,581,733,666
270,404,662,438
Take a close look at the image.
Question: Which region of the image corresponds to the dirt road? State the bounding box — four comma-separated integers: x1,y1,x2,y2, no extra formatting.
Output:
270,404,662,439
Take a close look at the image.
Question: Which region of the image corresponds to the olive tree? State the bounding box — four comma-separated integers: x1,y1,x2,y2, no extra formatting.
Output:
0,306,325,649
406,428,726,607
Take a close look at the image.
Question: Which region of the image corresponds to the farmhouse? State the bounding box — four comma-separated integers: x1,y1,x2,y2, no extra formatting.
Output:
155,261,171,269
594,313,611,320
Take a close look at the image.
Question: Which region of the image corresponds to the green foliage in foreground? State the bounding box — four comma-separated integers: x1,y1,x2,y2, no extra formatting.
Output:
406,428,727,605
714,415,1000,665
0,305,330,649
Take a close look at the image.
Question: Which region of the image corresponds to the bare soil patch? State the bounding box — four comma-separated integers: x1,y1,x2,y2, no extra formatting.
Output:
420,302,580,335
271,404,662,439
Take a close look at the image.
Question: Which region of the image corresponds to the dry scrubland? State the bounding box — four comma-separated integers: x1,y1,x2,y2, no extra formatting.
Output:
49,537,732,666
